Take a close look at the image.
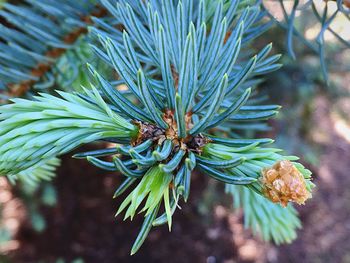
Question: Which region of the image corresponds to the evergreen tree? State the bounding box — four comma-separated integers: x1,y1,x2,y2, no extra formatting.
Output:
6,0,350,255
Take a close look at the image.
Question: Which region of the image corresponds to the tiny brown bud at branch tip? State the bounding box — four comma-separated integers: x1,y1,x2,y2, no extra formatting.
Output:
260,160,311,207
344,0,350,8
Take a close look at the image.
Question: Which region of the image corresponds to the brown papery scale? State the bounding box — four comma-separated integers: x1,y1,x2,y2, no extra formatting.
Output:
132,110,210,154
261,160,311,207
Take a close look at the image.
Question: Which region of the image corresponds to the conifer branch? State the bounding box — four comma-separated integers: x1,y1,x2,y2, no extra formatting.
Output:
0,1,107,98
0,0,317,254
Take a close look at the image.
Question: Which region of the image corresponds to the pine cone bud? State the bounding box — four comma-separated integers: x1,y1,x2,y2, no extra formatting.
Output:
261,160,311,207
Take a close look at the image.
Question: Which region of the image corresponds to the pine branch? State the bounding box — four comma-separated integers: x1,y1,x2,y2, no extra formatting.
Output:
0,0,107,98
201,142,314,201
0,86,138,175
0,0,316,254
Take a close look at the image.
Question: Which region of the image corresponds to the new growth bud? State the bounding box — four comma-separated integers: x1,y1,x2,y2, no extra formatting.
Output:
261,160,311,207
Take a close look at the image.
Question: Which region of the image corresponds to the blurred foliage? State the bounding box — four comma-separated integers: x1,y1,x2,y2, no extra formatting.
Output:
262,0,350,84
256,0,350,167
43,37,112,93
18,182,58,233
55,258,85,263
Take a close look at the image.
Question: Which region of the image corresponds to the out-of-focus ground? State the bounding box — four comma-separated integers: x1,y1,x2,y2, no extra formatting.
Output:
275,95,350,263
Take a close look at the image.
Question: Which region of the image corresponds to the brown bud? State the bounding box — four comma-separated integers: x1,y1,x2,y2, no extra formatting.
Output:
344,0,350,8
261,160,311,207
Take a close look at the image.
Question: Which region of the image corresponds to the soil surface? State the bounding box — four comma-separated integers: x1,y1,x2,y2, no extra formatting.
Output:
276,96,350,263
